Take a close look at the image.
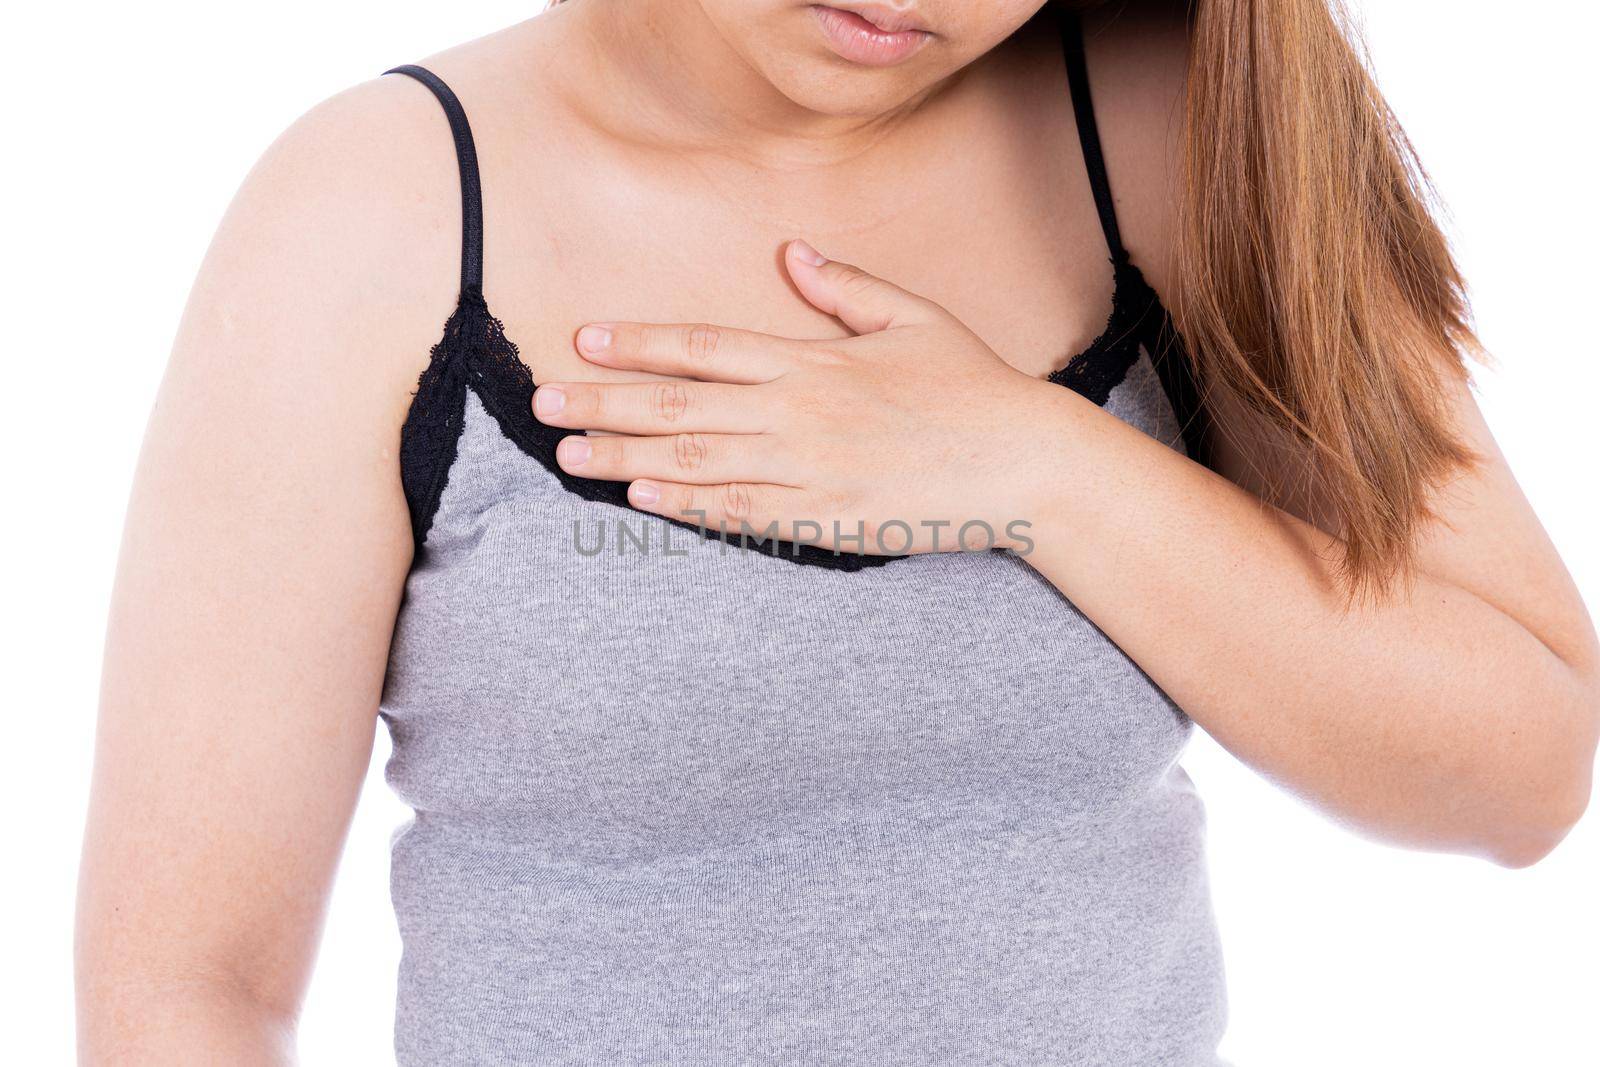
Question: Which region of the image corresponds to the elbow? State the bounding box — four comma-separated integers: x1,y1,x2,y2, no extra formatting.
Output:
1484,790,1587,869
1481,701,1597,870
75,920,303,1060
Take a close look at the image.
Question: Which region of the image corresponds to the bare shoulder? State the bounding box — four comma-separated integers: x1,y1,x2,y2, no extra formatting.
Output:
1079,0,1190,295
169,12,579,477
141,19,582,588
190,63,473,411
193,9,581,381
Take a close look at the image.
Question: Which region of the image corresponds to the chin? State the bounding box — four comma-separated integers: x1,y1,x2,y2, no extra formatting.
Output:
703,0,1046,118
765,61,949,118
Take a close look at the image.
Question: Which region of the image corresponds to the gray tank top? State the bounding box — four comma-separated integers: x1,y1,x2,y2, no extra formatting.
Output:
379,15,1226,1064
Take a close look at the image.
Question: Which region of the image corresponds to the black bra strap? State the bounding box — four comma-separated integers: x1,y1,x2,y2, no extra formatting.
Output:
383,64,485,294
1059,13,1127,264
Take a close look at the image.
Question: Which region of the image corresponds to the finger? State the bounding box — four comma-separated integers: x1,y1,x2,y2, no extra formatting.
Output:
783,239,945,335
532,379,766,435
574,321,801,383
554,432,789,486
628,479,818,544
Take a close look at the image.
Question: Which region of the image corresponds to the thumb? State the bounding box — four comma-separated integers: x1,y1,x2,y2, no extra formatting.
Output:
784,239,942,335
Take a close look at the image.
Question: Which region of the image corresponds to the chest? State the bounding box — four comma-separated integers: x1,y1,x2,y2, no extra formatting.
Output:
380,354,1191,861
479,86,1113,387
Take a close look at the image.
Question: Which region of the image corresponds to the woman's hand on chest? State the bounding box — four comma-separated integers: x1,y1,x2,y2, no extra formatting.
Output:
530,238,1081,555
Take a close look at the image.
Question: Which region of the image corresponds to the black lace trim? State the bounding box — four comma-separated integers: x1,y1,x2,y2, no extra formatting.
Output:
1049,254,1159,403
399,270,1182,567
391,4,1205,568
401,289,903,568
397,295,476,548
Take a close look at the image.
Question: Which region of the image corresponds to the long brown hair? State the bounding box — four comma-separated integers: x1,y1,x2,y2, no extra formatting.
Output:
1175,0,1476,595
550,0,1479,593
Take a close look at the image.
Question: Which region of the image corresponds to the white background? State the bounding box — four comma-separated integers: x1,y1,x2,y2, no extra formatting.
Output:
3,2,1596,1064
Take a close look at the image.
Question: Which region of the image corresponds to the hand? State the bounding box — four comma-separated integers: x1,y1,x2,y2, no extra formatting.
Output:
531,239,1065,556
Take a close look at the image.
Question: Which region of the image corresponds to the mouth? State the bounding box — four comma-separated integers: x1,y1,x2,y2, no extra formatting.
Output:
809,4,934,67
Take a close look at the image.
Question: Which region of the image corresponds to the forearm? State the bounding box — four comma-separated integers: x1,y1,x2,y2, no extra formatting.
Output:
539,245,1598,864
1012,386,1598,865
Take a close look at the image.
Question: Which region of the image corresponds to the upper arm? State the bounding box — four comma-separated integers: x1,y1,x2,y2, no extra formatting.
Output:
76,76,460,1052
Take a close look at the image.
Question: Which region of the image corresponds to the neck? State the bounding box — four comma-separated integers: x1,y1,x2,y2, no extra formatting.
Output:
557,0,964,168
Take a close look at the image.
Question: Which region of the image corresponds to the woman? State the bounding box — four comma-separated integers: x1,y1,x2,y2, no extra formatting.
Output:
77,0,1597,1062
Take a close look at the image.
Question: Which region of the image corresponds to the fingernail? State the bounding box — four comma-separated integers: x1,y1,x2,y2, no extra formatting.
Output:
790,239,827,267
577,325,612,355
533,385,565,418
556,436,591,468
630,481,660,506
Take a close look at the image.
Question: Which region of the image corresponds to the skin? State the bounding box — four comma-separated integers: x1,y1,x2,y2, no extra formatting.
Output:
77,0,1599,1061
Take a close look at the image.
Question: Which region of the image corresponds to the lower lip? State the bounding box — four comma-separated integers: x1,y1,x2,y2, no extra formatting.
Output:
810,6,933,67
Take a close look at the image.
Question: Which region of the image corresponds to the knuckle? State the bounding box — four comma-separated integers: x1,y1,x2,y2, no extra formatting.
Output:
596,435,629,469
683,323,722,365
781,380,830,420
815,486,850,516
838,268,879,298
572,384,601,418
671,432,711,473
609,324,639,356
648,381,693,424
720,482,756,523
806,344,852,369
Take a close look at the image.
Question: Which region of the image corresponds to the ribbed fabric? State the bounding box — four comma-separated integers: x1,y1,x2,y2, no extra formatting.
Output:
378,350,1228,1064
